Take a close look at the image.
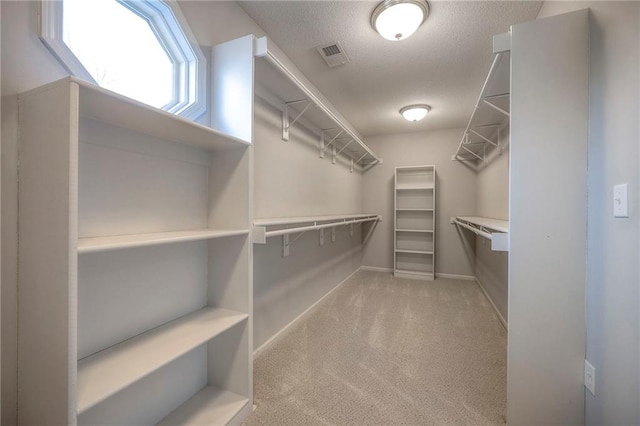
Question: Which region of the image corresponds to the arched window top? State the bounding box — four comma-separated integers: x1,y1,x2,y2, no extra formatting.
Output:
40,0,206,120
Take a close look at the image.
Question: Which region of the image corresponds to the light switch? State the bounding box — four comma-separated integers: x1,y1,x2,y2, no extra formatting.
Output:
613,183,629,218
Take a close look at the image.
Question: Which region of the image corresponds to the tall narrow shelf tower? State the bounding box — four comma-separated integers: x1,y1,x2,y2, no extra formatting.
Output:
17,33,255,426
394,166,436,280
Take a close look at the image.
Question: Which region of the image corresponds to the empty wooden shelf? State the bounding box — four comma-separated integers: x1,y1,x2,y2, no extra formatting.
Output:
158,386,249,426
77,308,248,414
78,229,249,254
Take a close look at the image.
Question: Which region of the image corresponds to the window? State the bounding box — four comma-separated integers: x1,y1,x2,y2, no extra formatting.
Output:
40,0,206,119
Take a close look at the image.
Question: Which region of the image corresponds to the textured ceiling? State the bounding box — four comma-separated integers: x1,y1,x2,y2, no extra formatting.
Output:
239,1,541,137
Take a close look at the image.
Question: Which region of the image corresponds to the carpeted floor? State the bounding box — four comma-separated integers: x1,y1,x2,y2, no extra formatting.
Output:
244,270,507,425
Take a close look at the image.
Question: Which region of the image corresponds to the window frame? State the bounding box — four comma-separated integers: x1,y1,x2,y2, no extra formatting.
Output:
39,0,206,120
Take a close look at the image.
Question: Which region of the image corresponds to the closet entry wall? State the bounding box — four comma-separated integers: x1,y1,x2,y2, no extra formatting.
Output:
508,9,589,424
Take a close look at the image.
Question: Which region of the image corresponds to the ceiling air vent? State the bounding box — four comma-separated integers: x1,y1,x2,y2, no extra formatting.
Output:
316,42,350,68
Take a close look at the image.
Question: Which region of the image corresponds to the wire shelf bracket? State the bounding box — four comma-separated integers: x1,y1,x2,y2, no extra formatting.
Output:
453,32,511,163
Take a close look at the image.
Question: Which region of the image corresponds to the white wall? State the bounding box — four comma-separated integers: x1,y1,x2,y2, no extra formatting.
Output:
252,96,365,349
180,1,368,349
534,3,639,424
362,128,476,277
475,127,509,322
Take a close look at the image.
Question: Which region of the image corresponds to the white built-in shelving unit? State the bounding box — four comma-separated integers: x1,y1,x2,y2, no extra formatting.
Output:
394,166,436,280
253,36,382,172
253,214,381,257
18,73,253,424
453,39,510,162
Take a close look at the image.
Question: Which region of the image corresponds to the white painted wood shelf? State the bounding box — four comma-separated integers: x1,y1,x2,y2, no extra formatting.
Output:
394,166,436,280
254,36,382,172
78,229,249,254
455,216,508,233
158,386,249,426
18,37,254,425
453,216,509,251
254,213,379,227
395,249,434,255
454,48,510,162
396,184,435,190
77,307,248,414
74,77,250,151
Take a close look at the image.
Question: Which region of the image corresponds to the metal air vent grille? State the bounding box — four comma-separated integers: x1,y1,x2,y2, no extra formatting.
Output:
315,42,350,68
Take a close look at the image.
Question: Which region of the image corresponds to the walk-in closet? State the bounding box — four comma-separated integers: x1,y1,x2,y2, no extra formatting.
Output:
1,1,639,425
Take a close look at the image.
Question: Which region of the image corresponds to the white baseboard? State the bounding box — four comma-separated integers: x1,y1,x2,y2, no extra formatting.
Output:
474,278,507,329
253,266,362,356
361,266,393,273
436,273,476,281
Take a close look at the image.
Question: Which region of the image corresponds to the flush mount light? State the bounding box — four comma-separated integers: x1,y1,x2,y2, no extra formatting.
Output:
400,104,431,121
371,0,430,41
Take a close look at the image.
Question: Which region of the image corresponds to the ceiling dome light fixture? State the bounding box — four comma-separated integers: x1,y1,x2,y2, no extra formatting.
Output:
400,104,431,121
371,0,430,41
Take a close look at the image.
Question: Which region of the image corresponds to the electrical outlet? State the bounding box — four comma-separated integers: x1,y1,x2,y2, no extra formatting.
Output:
584,360,595,395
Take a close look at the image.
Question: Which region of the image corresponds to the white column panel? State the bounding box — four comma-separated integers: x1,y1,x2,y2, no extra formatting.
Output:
211,34,254,144
508,9,589,424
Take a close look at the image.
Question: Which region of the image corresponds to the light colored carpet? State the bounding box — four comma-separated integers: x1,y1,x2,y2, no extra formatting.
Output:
245,270,507,425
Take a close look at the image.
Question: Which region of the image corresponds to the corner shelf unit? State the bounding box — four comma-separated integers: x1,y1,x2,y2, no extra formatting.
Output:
254,36,382,172
17,77,253,425
453,216,509,252
453,48,510,162
253,214,381,257
394,166,436,280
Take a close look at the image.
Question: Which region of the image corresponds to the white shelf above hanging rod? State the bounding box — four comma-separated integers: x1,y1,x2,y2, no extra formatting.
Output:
254,36,382,172
453,33,511,163
452,216,509,251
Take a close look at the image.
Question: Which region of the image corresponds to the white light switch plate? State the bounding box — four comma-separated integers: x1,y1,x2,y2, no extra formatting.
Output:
613,184,629,218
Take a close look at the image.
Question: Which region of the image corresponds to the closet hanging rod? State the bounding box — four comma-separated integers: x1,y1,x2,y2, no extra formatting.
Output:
253,214,381,244
264,216,380,239
454,218,493,240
